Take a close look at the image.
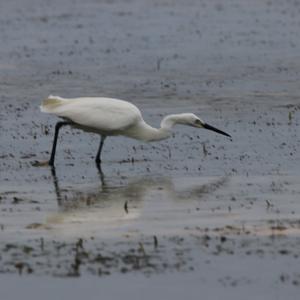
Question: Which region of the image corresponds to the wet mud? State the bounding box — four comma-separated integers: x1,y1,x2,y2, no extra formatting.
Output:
0,0,300,299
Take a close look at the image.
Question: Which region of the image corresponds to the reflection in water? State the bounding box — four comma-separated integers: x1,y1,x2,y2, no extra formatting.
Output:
50,165,229,212
47,166,230,235
51,162,107,206
47,166,175,231
50,165,175,211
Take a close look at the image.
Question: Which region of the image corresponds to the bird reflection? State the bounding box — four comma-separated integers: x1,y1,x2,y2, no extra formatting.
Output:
49,165,229,212
47,165,230,234
50,164,177,213
50,163,109,209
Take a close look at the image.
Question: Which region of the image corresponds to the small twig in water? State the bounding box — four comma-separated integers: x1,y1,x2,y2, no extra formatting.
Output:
124,201,128,214
202,142,208,156
138,242,146,256
266,200,273,208
153,235,158,249
40,237,44,252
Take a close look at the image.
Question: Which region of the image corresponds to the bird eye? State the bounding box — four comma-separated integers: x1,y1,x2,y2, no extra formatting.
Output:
194,119,201,125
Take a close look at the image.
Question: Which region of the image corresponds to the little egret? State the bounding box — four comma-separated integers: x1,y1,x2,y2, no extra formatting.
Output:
40,95,231,166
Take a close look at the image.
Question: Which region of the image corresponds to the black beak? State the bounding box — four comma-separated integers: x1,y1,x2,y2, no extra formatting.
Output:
203,123,231,138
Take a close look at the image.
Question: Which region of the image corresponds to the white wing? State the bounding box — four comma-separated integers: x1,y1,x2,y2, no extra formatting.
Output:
41,96,143,132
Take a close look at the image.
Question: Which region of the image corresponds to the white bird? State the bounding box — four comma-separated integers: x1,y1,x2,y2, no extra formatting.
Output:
40,95,231,166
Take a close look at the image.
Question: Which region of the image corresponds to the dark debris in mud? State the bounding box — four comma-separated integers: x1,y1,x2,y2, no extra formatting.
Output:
0,237,193,277
1,226,300,279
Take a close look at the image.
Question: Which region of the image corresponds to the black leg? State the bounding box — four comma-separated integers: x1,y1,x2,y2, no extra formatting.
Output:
49,121,70,166
95,135,106,164
95,161,106,187
50,166,62,205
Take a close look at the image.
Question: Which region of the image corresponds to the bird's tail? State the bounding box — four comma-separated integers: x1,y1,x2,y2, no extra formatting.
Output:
40,95,66,113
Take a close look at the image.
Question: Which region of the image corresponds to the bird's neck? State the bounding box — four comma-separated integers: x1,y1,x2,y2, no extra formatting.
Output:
132,122,171,142
160,114,183,130
127,114,183,142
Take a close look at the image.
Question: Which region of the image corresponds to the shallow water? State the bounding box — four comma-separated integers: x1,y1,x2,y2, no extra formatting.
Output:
1,0,300,298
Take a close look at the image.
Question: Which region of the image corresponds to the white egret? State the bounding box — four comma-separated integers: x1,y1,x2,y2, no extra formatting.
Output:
40,95,231,166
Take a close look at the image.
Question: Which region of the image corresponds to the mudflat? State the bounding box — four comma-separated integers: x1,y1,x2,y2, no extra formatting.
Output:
0,0,300,299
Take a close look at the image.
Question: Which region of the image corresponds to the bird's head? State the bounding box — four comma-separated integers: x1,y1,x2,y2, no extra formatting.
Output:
177,113,231,138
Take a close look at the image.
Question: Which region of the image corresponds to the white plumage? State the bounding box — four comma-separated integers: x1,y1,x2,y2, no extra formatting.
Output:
40,95,231,166
41,96,142,135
